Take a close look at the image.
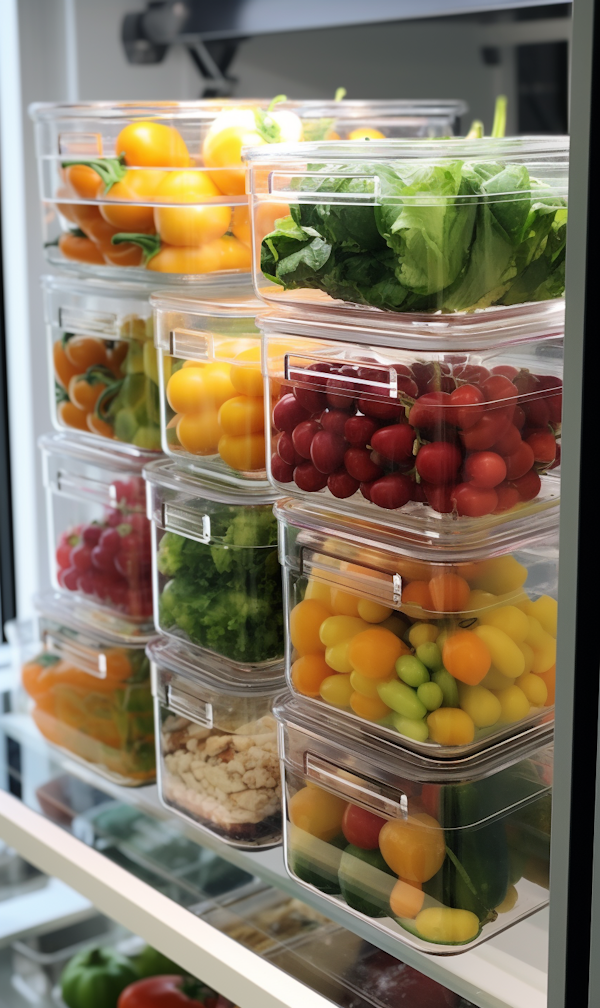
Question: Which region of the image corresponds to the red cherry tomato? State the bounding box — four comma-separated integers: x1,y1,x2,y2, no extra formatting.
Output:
460,408,512,450
453,364,490,385
505,441,535,480
492,424,522,457
321,409,352,437
526,430,556,464
510,469,542,501
369,473,412,509
463,451,507,488
311,430,348,474
293,385,326,412
408,392,451,431
522,398,550,428
415,442,462,485
422,482,454,514
448,383,484,430
271,454,294,483
482,374,518,408
451,483,498,517
342,804,386,849
371,424,415,462
358,396,403,421
344,414,379,446
491,365,519,379
273,394,310,433
277,432,302,466
493,482,521,513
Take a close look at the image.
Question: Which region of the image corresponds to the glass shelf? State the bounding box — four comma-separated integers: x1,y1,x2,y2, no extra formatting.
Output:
0,712,548,1008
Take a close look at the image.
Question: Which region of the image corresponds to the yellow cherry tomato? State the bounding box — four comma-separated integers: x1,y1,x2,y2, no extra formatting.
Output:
153,171,231,246
218,432,265,471
229,346,263,397
147,235,251,274
99,169,166,231
203,125,265,195
166,367,205,414
198,362,237,410
254,201,291,243
232,205,252,246
116,121,190,167
320,674,353,708
218,395,264,436
176,411,221,455
347,127,386,140
288,785,346,841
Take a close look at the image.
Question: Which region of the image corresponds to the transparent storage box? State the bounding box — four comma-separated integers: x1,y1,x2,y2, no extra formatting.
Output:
246,136,568,317
30,100,464,281
44,273,165,451
40,432,155,635
153,289,272,488
21,594,155,785
277,695,552,955
261,310,562,537
150,636,284,848
277,497,557,757
144,459,283,670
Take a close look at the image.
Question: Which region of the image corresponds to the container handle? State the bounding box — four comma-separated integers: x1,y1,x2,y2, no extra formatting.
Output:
300,547,403,606
52,470,118,507
304,753,408,820
42,631,107,679
59,307,118,339
266,171,381,204
58,132,103,157
166,683,213,728
161,503,211,544
284,354,399,397
169,328,213,362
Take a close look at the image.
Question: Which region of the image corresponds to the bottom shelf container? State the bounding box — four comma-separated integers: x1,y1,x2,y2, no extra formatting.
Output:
20,594,155,786
277,696,552,956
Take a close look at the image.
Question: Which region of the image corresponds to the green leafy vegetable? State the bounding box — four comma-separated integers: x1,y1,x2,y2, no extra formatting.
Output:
261,153,567,314
157,505,283,665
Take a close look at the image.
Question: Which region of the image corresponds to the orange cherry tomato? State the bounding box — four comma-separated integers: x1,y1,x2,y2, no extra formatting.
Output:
153,170,231,246
55,186,79,224
87,414,114,438
232,205,251,246
379,813,446,883
203,126,264,195
53,340,81,389
429,573,471,613
64,164,103,199
146,235,251,274
116,121,190,168
68,375,107,413
442,630,492,686
65,336,108,370
99,169,165,231
102,242,145,267
57,400,89,430
58,232,105,264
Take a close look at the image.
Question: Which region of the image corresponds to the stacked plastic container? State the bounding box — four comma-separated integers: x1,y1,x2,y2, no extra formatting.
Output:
245,135,567,951
28,100,466,822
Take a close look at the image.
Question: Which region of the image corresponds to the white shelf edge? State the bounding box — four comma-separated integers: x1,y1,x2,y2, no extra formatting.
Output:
0,790,336,1008
0,713,548,1008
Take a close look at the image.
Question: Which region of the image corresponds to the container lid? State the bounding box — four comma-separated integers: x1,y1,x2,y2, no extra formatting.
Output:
245,134,569,173
276,693,553,787
275,495,559,560
29,99,468,123
151,291,263,317
147,637,284,697
144,458,279,507
258,299,564,350
39,431,155,472
42,272,255,302
34,592,151,650
152,290,263,354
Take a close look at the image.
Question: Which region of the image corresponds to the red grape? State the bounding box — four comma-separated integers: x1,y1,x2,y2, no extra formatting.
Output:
271,454,294,483
369,473,412,510
91,546,118,574
56,539,75,570
344,448,384,482
357,396,403,421
277,432,302,467
82,524,102,547
321,409,352,437
99,527,121,554
344,415,379,447
510,469,542,501
325,366,359,409
294,462,328,492
416,442,462,485
371,424,415,462
505,441,535,480
106,508,123,528
70,544,93,572
58,567,79,590
310,430,347,474
293,385,326,413
463,451,507,489
292,419,322,459
273,394,311,433
452,483,498,517
327,469,360,499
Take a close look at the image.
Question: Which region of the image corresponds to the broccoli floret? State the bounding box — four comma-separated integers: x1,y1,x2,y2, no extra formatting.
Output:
156,532,185,577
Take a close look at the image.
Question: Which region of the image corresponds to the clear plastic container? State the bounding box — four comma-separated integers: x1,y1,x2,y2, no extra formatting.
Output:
144,459,283,670
246,136,568,317
21,594,155,785
153,289,273,488
261,311,562,537
150,636,284,848
277,497,557,757
40,433,155,635
43,273,165,451
277,694,552,955
30,100,464,281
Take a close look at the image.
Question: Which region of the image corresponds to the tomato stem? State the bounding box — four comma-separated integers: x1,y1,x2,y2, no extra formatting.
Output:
111,232,161,263
61,155,127,193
